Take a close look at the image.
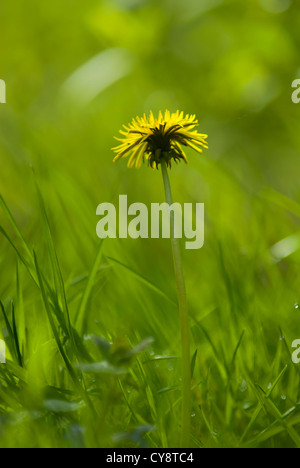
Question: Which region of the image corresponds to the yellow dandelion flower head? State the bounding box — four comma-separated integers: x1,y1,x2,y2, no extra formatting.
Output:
112,110,208,169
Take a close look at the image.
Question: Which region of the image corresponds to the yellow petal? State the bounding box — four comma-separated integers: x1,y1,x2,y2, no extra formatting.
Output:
135,143,148,168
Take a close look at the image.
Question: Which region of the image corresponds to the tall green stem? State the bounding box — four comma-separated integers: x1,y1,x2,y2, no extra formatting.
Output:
161,158,191,448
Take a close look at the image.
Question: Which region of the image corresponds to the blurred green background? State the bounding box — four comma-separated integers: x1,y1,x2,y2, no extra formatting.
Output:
1,0,300,448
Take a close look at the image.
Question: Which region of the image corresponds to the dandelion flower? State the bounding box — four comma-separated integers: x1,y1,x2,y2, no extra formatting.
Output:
112,110,208,169
111,109,209,447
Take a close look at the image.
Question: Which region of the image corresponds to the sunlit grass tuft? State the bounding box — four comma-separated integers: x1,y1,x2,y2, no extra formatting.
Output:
1,171,300,448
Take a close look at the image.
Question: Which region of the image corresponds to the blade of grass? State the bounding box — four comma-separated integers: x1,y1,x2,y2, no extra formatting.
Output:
239,365,288,445
0,300,14,342
33,250,95,414
261,187,300,218
34,181,76,350
15,262,26,360
75,239,105,333
11,301,23,367
254,381,300,447
0,300,23,367
0,194,33,260
228,329,245,376
0,225,37,284
191,349,197,380
192,320,228,382
244,409,300,447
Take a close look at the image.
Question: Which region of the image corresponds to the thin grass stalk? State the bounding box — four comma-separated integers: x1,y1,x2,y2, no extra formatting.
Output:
160,158,191,448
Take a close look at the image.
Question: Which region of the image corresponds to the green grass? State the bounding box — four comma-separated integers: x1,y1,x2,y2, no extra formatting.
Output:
1,172,300,448
1,0,300,449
